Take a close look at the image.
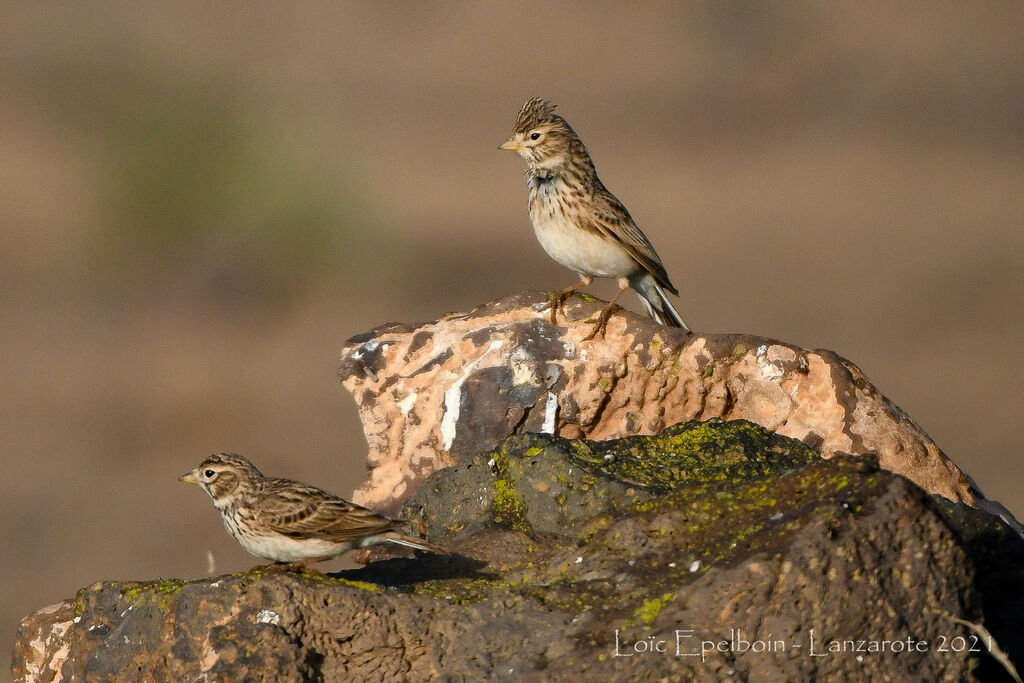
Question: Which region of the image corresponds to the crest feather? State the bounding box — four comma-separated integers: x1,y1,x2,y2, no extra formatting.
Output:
513,97,559,134
201,452,264,478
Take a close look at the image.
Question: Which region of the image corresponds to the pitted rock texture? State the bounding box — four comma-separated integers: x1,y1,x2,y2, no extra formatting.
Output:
339,291,981,516
14,422,1023,681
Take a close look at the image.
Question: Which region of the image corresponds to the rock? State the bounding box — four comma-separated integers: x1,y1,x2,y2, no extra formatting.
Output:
403,418,820,542
339,292,987,518
15,295,1022,680
14,421,1023,681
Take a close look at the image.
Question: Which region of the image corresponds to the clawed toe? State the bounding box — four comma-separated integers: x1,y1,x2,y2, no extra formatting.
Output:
541,280,591,325
582,305,617,340
542,291,570,324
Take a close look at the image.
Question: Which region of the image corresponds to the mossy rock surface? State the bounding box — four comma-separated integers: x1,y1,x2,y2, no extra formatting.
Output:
566,417,819,490
403,418,818,541
13,419,1024,682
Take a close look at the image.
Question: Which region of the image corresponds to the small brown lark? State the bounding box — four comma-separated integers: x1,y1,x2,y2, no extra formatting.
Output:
501,97,690,337
180,453,446,569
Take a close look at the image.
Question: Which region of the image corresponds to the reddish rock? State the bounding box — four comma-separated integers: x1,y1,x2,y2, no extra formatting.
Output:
339,292,989,517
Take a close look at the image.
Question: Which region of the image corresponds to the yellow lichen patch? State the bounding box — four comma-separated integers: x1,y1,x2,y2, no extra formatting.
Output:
493,479,532,533
635,592,676,624
120,578,188,610
728,345,748,363
302,573,382,591
569,418,818,491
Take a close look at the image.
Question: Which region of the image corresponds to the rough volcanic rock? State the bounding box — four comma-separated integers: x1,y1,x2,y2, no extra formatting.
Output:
14,421,1023,681
339,292,989,519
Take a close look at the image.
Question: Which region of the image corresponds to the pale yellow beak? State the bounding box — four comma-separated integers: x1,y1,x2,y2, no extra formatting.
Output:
499,138,522,152
178,470,199,484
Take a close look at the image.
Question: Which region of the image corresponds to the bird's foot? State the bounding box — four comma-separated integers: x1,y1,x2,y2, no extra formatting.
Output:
542,284,588,324
582,303,619,341
540,290,567,324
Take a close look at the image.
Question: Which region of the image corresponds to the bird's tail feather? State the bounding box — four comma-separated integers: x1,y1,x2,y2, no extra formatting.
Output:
382,531,449,555
635,276,691,333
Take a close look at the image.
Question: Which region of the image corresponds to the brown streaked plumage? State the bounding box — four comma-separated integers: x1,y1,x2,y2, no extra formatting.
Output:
500,97,691,336
179,453,446,568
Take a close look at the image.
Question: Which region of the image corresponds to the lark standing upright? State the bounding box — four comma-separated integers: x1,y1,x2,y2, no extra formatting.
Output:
500,97,690,337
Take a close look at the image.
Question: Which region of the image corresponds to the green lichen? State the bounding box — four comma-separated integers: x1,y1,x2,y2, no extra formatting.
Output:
490,442,511,472
228,564,384,590
623,455,878,576
414,576,520,605
338,577,381,591
568,418,817,492
493,479,532,533
74,591,88,617
299,572,381,591
635,592,675,624
728,344,748,363
120,578,187,610
399,421,880,645
486,439,534,534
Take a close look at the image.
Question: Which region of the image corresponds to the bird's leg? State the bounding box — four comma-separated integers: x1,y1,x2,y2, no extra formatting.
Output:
582,279,629,341
543,276,592,324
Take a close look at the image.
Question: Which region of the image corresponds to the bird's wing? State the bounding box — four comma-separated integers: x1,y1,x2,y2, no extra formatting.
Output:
589,186,679,295
256,479,399,542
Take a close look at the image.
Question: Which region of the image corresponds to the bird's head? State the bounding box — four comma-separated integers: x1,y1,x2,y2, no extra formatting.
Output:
179,452,262,509
500,97,578,170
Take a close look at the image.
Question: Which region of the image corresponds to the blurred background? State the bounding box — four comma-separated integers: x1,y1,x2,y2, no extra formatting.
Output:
1,2,1022,667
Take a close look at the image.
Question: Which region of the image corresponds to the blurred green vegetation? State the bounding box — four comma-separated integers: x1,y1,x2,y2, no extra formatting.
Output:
105,87,370,312
34,50,376,314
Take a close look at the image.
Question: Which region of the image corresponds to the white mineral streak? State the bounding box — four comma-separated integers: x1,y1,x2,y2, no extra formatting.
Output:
441,340,504,450
542,391,559,434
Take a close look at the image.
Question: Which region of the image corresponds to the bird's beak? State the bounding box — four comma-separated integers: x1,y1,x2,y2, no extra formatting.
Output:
178,470,199,484
499,138,521,152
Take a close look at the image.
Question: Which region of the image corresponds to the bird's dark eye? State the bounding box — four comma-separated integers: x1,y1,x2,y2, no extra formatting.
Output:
530,132,541,140
204,469,216,478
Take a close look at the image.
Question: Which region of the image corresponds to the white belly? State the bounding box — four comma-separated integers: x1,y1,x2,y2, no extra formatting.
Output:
529,179,637,278
240,533,345,562
223,514,348,562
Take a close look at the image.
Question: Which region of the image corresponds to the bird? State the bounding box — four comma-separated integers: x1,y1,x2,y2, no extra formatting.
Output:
179,452,447,569
500,97,691,337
